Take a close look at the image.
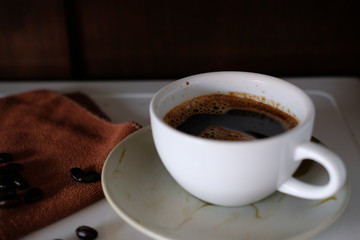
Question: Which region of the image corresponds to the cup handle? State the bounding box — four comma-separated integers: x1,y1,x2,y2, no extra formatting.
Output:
278,142,346,199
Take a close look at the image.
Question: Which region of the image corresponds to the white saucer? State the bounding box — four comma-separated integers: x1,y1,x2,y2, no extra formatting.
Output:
102,126,350,240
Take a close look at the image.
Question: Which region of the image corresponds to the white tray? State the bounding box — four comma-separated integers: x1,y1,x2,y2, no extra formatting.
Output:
0,77,358,240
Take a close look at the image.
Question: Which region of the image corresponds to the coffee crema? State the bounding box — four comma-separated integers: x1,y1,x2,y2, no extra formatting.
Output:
163,94,298,141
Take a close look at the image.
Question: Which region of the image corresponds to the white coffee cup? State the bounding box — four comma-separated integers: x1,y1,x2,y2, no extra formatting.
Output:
149,71,346,207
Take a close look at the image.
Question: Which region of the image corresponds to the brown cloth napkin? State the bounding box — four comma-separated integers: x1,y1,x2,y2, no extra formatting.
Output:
0,90,141,240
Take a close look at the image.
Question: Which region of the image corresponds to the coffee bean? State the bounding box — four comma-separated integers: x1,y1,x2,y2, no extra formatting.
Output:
0,176,16,191
13,173,29,190
70,167,84,182
71,168,100,183
0,153,13,163
0,153,46,209
0,197,20,208
80,171,100,183
0,190,19,208
24,187,43,203
76,225,98,240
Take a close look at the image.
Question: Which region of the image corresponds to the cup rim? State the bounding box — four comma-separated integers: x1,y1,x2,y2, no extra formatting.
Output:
150,71,315,145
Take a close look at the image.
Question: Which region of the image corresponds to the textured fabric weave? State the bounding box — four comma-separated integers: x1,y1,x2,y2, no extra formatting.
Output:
0,90,141,240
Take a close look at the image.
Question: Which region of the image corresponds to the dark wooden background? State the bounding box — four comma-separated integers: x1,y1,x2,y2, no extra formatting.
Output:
0,0,359,80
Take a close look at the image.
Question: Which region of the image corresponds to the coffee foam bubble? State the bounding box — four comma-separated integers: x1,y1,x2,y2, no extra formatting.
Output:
164,94,241,127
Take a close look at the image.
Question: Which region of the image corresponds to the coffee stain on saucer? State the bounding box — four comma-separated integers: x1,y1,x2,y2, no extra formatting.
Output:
250,203,275,219
250,204,264,219
312,196,337,207
118,148,126,164
175,202,210,229
113,148,126,175
276,193,286,202
175,216,192,230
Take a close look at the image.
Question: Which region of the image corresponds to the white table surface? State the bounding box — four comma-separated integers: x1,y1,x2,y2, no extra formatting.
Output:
0,77,359,240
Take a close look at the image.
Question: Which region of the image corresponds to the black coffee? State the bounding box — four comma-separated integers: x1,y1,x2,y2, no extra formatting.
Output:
163,94,298,141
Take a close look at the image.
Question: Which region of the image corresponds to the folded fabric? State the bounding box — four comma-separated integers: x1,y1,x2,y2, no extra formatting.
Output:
0,90,141,240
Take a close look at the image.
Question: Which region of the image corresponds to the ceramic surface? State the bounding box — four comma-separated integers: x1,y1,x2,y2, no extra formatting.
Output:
149,72,346,206
102,126,350,240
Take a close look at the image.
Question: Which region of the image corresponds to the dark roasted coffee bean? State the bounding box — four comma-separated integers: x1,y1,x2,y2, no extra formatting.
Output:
70,167,85,182
76,225,98,240
24,187,43,203
79,171,100,183
0,176,16,191
13,173,29,189
71,168,100,183
0,196,20,208
0,190,19,208
0,153,13,163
